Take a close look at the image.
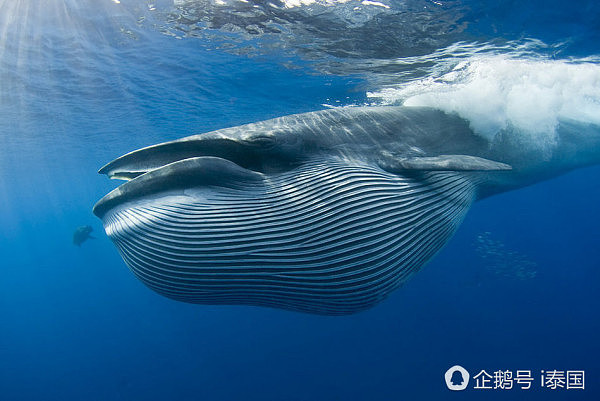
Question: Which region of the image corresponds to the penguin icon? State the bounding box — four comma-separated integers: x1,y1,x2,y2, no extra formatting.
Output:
445,365,470,391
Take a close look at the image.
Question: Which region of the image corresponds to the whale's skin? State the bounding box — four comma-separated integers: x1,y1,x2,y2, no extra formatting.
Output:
93,106,599,314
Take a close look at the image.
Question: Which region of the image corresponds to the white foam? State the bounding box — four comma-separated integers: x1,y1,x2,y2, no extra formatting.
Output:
361,1,390,9
279,0,391,8
368,55,600,150
185,0,389,9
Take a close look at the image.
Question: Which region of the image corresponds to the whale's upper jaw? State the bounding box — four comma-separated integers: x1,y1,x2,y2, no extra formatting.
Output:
96,106,494,180
97,133,305,182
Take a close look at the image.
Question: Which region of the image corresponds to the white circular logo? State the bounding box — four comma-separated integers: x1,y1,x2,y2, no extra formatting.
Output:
445,365,470,391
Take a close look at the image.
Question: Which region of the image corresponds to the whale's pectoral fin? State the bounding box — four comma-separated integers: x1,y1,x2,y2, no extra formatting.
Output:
378,154,512,173
93,156,264,218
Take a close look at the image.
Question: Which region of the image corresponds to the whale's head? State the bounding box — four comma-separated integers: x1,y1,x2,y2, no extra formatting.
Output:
93,106,598,314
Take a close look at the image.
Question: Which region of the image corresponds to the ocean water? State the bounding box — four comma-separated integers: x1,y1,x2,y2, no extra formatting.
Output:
0,0,599,400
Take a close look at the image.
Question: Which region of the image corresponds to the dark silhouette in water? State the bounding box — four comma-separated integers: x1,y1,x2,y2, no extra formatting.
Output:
73,225,95,247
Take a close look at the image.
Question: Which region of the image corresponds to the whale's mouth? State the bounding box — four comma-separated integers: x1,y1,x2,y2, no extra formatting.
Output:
94,134,304,218
106,170,147,181
93,155,266,219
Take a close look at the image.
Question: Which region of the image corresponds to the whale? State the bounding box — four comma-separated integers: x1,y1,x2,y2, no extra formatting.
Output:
93,106,600,314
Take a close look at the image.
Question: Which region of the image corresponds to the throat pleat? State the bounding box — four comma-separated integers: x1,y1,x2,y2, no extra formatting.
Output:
102,160,475,315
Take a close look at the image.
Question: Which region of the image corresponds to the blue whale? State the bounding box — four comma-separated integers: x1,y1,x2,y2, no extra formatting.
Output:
93,106,599,314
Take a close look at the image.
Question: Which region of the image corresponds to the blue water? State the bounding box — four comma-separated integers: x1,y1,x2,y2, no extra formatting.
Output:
0,0,598,399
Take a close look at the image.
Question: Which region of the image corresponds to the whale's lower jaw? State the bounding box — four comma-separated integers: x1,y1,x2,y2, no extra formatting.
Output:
102,160,475,315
